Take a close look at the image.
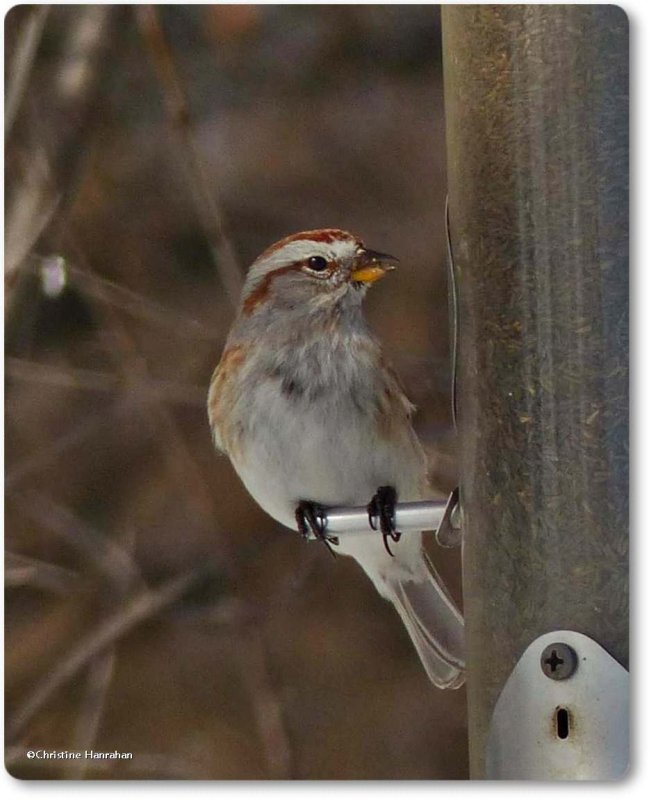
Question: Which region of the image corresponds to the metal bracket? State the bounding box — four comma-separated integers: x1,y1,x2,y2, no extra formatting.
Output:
486,630,629,780
435,486,461,548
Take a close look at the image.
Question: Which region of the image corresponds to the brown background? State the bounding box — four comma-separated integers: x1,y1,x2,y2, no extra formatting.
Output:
5,4,467,779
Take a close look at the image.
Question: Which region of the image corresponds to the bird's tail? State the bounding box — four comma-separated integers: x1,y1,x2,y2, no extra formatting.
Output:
385,552,465,689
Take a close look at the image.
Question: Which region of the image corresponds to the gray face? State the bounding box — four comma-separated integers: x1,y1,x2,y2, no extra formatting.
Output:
260,252,367,310
239,231,397,321
240,233,366,318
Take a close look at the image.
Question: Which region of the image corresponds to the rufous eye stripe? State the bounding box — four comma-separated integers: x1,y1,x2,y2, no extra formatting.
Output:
242,264,297,315
242,256,340,315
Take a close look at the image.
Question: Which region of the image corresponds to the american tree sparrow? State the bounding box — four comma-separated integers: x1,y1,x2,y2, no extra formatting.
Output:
208,229,465,689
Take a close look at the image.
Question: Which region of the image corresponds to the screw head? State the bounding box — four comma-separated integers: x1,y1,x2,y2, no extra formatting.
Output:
540,643,578,680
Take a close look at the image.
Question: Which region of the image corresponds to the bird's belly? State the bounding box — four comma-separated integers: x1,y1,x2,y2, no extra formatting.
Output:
231,391,417,532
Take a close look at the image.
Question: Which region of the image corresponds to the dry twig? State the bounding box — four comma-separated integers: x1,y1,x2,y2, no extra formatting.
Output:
63,650,117,779
135,4,243,308
6,357,207,407
60,241,227,540
5,6,51,137
238,629,294,779
5,6,118,288
66,264,218,341
5,552,79,594
4,395,129,490
7,570,200,741
9,490,144,594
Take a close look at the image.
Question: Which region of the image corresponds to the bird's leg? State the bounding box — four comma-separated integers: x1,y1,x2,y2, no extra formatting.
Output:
295,500,339,558
368,485,402,557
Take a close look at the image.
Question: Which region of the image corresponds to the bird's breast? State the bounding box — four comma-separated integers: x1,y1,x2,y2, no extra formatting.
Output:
229,370,424,530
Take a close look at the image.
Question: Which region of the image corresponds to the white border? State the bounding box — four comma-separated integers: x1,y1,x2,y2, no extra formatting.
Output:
2,1,642,797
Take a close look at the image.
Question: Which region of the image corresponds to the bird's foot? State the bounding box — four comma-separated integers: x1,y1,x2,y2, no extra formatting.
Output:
368,485,402,557
295,500,338,558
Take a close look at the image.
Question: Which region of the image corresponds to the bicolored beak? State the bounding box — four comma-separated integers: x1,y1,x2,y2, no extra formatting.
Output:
350,248,399,285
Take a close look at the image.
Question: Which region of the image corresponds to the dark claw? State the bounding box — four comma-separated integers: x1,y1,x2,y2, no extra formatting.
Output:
367,485,402,557
295,501,338,558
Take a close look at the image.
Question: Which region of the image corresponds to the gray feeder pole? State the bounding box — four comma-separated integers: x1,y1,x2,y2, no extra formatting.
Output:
442,5,628,779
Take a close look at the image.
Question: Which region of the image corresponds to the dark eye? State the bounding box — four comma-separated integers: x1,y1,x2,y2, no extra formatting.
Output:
307,256,328,272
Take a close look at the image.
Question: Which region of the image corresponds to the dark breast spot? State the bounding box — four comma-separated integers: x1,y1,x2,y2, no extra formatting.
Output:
281,377,304,398
269,365,305,399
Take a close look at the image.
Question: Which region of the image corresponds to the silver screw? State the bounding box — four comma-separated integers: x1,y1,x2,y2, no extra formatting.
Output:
540,643,578,680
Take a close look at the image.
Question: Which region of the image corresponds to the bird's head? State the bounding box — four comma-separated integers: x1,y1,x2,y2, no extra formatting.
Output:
239,229,399,318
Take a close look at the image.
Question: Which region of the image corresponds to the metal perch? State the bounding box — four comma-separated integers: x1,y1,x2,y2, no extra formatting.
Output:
303,495,461,547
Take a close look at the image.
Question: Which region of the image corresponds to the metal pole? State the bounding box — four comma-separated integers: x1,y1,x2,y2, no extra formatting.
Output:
442,5,628,778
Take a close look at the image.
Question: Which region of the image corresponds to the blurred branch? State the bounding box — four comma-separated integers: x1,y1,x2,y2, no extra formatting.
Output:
62,245,229,543
6,357,207,407
9,490,144,595
63,649,117,779
5,552,79,594
107,339,223,527
4,152,61,297
61,520,141,778
4,395,130,490
7,569,200,741
63,520,135,779
6,357,119,393
5,6,120,301
9,492,141,778
135,4,243,308
239,629,294,779
66,263,219,341
4,5,51,138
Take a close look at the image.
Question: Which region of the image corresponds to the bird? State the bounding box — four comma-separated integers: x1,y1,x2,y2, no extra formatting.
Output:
208,228,465,689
